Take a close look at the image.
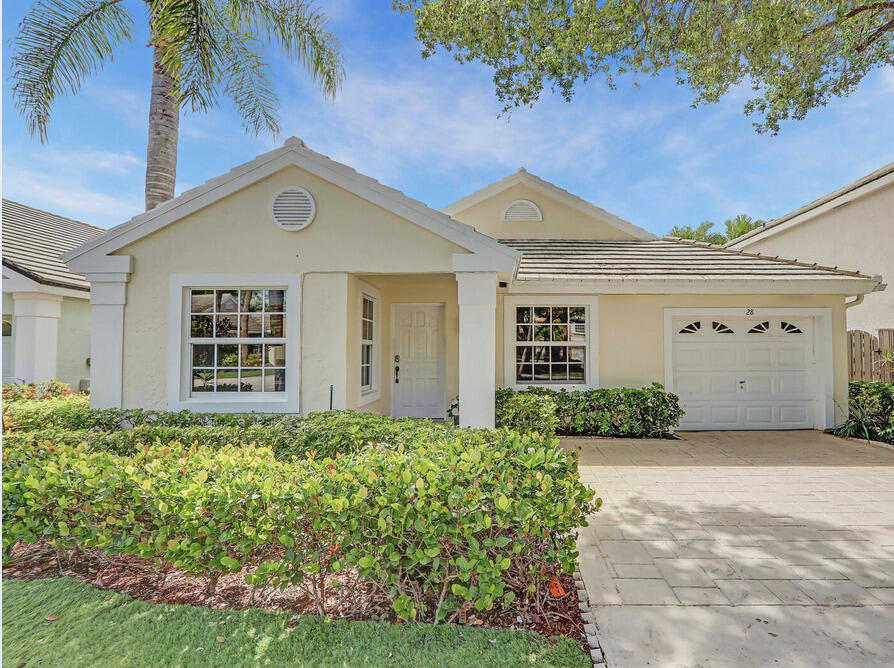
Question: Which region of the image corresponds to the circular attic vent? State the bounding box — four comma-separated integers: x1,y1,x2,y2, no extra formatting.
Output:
270,187,316,230
503,199,542,222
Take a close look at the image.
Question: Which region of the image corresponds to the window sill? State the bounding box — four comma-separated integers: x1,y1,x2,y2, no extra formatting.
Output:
510,382,594,392
357,388,381,407
169,394,297,414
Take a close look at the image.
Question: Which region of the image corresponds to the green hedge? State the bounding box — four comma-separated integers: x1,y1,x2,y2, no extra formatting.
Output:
3,430,597,623
833,381,894,444
497,384,682,438
494,389,558,435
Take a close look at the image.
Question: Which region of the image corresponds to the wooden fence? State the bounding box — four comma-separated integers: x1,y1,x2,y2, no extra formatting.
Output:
848,329,894,383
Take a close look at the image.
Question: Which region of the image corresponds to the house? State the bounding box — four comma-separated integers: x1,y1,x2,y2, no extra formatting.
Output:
727,163,893,336
2,200,104,388
63,138,883,430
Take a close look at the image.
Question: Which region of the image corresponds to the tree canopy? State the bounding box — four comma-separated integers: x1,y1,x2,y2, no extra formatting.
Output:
668,214,764,244
396,1,894,133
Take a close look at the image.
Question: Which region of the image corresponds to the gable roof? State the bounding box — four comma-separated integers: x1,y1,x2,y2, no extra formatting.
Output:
500,237,882,293
442,168,655,240
2,199,104,291
727,162,894,247
63,137,519,272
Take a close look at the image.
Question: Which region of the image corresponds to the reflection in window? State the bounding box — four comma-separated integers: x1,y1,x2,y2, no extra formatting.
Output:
2,318,11,337
188,289,286,394
515,305,586,383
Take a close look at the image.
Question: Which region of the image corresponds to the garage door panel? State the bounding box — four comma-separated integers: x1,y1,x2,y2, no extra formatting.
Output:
672,316,816,430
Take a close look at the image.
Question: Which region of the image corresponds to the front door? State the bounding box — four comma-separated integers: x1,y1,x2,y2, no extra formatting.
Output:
391,303,445,419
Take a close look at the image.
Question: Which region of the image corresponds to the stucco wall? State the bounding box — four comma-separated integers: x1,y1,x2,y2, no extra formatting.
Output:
117,165,466,409
56,296,91,389
736,182,893,335
450,182,641,240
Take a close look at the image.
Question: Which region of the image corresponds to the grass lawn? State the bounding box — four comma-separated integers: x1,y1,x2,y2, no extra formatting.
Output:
2,578,589,667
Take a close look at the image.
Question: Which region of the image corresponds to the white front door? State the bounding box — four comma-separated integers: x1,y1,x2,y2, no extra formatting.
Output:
392,303,445,419
672,316,816,430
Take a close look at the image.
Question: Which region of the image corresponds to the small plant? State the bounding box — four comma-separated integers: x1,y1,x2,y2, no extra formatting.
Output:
833,381,894,444
446,396,459,425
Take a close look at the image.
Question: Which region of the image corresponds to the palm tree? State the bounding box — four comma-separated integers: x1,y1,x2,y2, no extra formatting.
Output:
724,214,765,241
11,0,344,210
667,221,726,246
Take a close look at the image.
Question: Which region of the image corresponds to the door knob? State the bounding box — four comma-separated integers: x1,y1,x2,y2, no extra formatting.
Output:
395,366,400,384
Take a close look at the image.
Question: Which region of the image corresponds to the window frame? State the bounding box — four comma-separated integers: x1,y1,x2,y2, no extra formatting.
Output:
502,295,598,391
168,274,301,413
357,282,381,406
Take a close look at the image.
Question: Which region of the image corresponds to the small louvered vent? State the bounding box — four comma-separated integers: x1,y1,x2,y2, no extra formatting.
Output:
270,187,316,230
503,199,542,222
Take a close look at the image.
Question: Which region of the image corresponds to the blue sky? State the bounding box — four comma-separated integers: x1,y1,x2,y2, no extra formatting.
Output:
3,0,894,233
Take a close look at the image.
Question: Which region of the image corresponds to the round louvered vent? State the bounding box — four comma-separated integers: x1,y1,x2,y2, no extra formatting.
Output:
503,199,542,222
270,187,316,230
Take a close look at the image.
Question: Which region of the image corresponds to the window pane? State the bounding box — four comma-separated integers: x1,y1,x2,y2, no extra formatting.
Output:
516,307,532,324
191,290,214,313
241,368,262,392
215,371,240,392
266,290,285,312
217,344,238,367
569,307,585,323
516,346,532,362
215,315,238,337
570,346,586,363
551,364,568,381
192,344,214,367
516,325,532,342
552,325,568,342
550,347,567,362
216,290,239,313
361,344,371,365
241,344,263,367
265,344,286,366
243,314,263,338
362,320,373,341
243,290,264,312
361,365,371,387
569,363,585,380
264,369,286,392
534,325,550,341
533,307,550,323
192,369,215,392
516,364,533,381
264,314,284,337
534,364,551,380
551,307,568,323
533,346,550,363
191,315,214,338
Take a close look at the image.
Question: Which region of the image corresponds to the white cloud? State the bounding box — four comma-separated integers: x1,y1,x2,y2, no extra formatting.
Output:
29,148,143,176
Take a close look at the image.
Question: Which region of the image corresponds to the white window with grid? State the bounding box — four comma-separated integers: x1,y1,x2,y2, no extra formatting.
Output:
358,283,381,405
503,296,598,389
187,288,287,395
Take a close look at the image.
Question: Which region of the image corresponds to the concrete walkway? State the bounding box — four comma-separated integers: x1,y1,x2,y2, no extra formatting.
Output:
567,431,894,667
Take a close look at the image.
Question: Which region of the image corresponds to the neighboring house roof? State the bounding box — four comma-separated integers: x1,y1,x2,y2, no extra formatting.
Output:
442,168,656,240
500,238,882,291
2,199,104,291
63,137,519,273
727,162,894,247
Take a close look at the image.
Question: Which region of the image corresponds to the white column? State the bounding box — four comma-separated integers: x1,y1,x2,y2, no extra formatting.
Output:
456,272,497,429
85,278,127,408
12,292,62,383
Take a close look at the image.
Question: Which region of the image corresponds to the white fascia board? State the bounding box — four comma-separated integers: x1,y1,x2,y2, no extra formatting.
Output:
443,170,656,241
506,277,881,295
728,171,894,249
452,249,520,274
63,143,515,267
2,266,90,299
66,253,133,276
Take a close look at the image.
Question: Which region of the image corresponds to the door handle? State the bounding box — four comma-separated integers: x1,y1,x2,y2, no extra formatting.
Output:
395,365,400,384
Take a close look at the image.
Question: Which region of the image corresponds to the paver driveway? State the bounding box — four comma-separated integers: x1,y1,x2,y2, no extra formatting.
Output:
567,431,894,667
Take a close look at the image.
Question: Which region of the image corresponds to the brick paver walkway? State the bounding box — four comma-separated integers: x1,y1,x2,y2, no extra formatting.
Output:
567,431,894,667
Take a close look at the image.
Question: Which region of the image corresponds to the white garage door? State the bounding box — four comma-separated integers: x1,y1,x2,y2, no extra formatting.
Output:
672,316,816,430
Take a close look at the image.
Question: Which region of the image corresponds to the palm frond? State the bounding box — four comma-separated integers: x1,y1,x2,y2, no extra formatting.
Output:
11,0,133,141
226,0,344,99
218,25,280,135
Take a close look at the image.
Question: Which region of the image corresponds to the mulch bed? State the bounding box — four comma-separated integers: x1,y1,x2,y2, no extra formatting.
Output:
4,542,588,653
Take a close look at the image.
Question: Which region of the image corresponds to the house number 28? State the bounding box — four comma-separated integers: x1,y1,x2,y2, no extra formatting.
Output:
745,308,754,315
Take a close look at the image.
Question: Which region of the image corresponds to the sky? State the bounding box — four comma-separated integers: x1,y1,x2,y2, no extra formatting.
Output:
3,0,894,234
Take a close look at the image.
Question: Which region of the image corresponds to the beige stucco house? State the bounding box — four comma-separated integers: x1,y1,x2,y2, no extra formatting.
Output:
2,200,102,388
728,163,893,336
64,139,883,430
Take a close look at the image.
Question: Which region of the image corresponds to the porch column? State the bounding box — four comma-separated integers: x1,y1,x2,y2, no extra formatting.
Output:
456,272,497,429
85,278,127,408
12,292,62,383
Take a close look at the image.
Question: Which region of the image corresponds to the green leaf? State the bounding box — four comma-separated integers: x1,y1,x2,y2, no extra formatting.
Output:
451,583,468,597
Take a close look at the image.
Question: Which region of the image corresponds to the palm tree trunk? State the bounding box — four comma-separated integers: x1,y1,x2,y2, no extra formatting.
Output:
145,44,179,210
